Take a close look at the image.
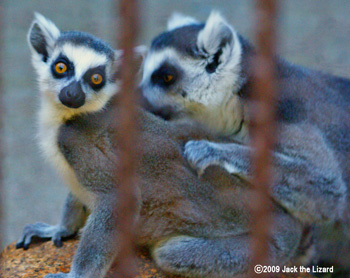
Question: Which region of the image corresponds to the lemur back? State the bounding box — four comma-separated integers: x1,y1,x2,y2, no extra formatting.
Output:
140,12,350,273
17,14,308,278
140,11,349,223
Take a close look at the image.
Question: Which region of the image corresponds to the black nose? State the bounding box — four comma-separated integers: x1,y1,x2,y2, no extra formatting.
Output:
59,81,86,108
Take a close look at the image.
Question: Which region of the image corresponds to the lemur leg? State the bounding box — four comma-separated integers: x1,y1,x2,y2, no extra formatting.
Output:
153,211,302,278
48,195,119,278
184,126,347,223
16,192,87,250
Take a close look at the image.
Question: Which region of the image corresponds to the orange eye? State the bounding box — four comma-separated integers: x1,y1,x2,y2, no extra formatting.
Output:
54,62,67,74
91,73,103,85
163,74,174,83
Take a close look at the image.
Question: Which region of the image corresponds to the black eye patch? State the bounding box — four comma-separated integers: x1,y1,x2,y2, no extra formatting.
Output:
51,54,75,79
82,65,106,91
151,62,180,88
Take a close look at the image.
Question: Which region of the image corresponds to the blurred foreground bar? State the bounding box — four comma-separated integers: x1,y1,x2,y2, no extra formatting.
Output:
0,3,4,250
249,0,278,277
110,0,140,277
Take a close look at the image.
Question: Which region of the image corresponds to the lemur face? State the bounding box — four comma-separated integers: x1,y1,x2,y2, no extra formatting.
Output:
28,13,120,113
140,12,243,120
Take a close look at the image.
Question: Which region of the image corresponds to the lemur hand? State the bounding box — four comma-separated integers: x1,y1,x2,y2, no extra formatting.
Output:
184,140,223,176
16,222,75,250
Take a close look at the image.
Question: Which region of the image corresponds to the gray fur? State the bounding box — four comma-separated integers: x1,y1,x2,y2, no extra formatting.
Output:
16,193,87,249
17,15,310,278
151,23,205,58
141,11,350,224
53,101,305,278
57,31,114,61
140,11,350,273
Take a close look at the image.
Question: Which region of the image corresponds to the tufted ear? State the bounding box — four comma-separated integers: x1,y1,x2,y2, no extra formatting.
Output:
112,46,148,80
134,45,148,59
28,13,60,63
197,11,234,56
167,12,198,31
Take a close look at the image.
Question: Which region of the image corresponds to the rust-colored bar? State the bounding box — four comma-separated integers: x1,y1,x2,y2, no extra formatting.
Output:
0,3,4,249
249,1,278,277
111,0,140,277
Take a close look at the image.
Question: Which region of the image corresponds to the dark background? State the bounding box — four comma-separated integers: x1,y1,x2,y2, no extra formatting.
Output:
2,0,350,247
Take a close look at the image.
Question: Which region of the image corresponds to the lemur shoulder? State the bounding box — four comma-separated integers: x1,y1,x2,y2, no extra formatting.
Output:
140,12,349,227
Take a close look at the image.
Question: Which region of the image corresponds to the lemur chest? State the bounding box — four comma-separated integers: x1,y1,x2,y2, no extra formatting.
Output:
38,118,95,207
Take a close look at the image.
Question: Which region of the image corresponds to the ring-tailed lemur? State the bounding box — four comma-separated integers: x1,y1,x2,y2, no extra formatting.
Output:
140,12,349,226
16,13,120,275
17,14,308,278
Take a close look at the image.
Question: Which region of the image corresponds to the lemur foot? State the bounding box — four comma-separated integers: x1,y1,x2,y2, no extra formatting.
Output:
16,222,74,250
184,140,223,176
44,273,68,278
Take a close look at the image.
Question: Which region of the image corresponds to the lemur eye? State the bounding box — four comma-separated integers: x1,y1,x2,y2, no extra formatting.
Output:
91,74,103,85
163,74,174,83
54,62,68,74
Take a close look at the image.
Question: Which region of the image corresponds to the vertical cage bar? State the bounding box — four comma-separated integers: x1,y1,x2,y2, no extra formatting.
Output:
111,0,140,277
249,0,278,277
0,3,4,250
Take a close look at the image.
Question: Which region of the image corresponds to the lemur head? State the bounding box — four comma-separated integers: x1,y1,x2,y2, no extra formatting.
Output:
28,13,121,120
140,11,248,134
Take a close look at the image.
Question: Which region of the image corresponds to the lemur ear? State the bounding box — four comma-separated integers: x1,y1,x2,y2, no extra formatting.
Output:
28,13,60,63
134,45,148,59
197,11,234,56
134,45,148,74
167,12,198,31
111,47,147,80
114,49,123,60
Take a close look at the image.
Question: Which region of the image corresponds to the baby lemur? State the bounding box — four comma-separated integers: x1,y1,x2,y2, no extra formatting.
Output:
17,14,306,278
140,12,349,226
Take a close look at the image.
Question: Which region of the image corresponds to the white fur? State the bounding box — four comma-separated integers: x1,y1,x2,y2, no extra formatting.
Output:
36,79,118,208
34,13,60,39
28,13,60,58
134,45,148,58
28,14,120,207
37,102,96,207
33,44,118,121
35,52,118,207
142,48,178,83
197,11,234,54
60,45,108,78
167,12,198,31
141,12,245,140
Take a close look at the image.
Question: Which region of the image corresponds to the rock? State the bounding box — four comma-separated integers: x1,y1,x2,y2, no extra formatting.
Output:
0,238,313,278
0,238,182,278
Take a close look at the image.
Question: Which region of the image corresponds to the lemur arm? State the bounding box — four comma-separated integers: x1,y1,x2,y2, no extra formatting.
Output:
16,192,87,250
153,211,303,277
51,123,140,278
184,125,347,224
63,194,120,278
42,194,122,278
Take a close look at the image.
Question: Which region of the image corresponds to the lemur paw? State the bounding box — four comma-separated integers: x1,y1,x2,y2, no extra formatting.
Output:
44,273,68,278
184,140,222,176
16,222,73,250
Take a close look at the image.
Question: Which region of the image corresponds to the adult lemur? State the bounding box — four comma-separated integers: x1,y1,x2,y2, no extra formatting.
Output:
140,12,350,227
17,14,308,278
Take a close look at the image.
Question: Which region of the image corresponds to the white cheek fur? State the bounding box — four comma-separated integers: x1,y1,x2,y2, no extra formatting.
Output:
141,20,244,138
32,51,119,209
